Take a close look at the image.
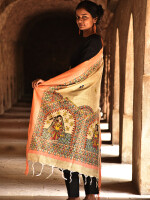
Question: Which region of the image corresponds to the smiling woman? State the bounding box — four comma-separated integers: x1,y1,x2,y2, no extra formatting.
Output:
26,1,104,200
76,9,97,37
76,0,104,37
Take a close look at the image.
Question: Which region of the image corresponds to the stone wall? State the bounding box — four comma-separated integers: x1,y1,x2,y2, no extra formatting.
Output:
105,0,150,195
0,0,108,114
140,0,150,194
0,0,79,114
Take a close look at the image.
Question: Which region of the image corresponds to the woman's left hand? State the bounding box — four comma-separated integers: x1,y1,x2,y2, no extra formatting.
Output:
32,79,45,88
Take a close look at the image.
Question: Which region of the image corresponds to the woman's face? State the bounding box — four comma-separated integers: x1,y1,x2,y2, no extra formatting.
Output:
76,8,97,32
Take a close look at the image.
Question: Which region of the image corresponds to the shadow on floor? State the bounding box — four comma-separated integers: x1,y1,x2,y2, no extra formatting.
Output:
101,181,138,195
0,196,150,200
101,156,121,163
102,141,112,145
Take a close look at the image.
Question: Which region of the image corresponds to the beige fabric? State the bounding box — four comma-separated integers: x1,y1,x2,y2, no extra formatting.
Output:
26,50,103,181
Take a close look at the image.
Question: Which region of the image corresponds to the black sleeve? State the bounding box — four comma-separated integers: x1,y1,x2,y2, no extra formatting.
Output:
70,35,102,68
78,37,102,64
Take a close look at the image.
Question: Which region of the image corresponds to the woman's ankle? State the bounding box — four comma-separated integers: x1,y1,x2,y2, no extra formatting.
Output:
85,194,96,200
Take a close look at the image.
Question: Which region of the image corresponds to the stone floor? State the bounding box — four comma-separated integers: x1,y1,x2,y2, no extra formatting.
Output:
0,101,150,200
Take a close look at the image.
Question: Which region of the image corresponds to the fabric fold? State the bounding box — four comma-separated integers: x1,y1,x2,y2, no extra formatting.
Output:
25,49,103,181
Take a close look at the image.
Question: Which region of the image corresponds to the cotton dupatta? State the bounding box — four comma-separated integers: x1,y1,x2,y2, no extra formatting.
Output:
25,48,103,183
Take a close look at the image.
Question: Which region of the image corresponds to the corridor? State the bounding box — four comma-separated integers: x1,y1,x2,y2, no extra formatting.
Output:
0,97,149,200
0,0,150,199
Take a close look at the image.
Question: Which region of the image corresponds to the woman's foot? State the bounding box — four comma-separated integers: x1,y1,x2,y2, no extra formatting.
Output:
83,194,96,200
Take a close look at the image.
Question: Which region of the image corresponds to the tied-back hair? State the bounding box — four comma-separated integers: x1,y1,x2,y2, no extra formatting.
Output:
76,0,104,24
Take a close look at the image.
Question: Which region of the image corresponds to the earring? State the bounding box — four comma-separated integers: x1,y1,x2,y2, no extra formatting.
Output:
93,24,96,34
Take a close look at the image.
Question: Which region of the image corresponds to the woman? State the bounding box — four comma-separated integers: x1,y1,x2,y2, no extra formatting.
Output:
27,1,104,200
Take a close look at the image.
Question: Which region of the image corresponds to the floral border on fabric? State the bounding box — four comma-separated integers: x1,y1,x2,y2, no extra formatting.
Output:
29,91,100,167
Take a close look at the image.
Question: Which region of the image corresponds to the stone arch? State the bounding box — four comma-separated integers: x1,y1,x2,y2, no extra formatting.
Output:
121,13,134,163
20,11,79,94
0,0,78,41
0,0,79,114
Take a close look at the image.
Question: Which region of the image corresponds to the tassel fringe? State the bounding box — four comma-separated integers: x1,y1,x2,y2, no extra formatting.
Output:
46,166,54,179
69,171,72,183
62,170,67,180
84,175,87,185
36,163,44,176
32,162,35,177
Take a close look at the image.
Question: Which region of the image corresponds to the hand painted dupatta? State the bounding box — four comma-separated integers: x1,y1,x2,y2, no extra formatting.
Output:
25,49,103,183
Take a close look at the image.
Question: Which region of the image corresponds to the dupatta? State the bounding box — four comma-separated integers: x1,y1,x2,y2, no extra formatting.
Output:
25,48,103,182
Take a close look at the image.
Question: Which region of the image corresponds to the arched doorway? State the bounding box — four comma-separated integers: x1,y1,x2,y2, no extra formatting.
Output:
0,0,78,113
20,11,80,94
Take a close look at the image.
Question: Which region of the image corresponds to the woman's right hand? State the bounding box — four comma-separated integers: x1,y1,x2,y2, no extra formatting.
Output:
32,79,45,88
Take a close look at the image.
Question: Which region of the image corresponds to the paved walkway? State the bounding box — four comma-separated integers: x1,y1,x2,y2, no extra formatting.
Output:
0,101,150,200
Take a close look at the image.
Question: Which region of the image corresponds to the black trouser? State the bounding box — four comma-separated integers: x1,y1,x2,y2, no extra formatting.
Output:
64,170,99,198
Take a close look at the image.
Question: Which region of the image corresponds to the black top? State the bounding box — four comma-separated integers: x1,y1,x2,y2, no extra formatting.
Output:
70,34,102,68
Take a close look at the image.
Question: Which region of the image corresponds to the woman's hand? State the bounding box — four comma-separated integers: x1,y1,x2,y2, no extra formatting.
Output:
32,79,45,88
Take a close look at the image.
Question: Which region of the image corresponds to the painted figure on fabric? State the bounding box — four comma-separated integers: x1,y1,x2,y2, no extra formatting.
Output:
50,115,65,140
92,124,99,149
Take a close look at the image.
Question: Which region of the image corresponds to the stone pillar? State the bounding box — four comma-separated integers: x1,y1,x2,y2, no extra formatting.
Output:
0,42,4,114
103,52,110,122
121,14,134,163
1,42,18,111
100,52,107,120
137,0,150,194
100,38,111,123
5,42,14,110
132,0,150,194
112,28,120,144
16,42,24,101
1,41,11,112
106,52,111,123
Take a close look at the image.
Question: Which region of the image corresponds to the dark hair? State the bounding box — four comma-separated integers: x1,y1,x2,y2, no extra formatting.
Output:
76,0,104,24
